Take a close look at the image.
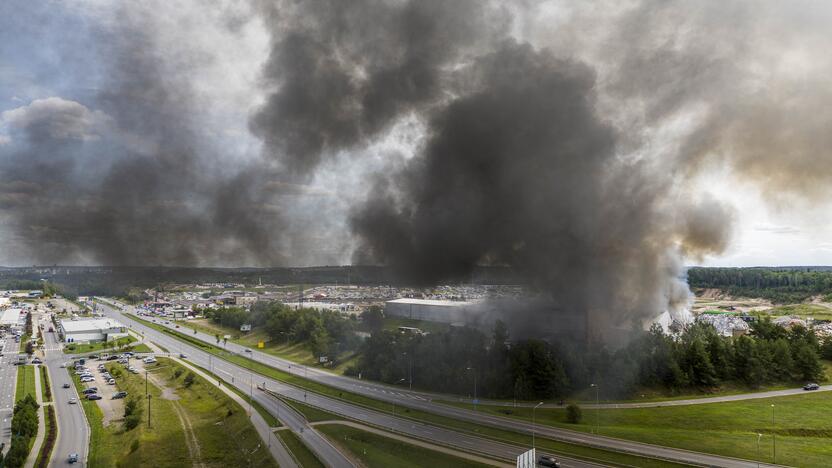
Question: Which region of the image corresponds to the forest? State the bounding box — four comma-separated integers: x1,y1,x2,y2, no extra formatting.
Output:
204,301,828,400
688,266,832,303
347,317,828,400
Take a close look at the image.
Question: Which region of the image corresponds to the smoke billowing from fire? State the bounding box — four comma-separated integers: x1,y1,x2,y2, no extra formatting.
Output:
2,0,832,336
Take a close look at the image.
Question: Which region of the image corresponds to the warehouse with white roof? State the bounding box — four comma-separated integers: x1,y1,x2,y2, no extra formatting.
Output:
0,308,24,329
59,318,127,343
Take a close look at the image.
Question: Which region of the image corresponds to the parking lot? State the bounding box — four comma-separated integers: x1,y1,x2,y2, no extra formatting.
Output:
69,353,156,426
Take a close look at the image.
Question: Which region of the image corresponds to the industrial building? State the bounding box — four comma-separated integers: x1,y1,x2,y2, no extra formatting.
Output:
59,318,127,343
385,298,478,324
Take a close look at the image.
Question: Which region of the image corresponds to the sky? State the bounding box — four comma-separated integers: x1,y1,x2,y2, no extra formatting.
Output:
2,0,832,271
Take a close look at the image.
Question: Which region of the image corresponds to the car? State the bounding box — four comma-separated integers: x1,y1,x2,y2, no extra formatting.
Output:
804,383,820,391
130,369,140,374
112,391,127,399
59,363,66,368
87,394,102,400
107,355,119,361
107,379,116,385
68,453,79,464
31,358,42,364
538,456,560,467
89,355,99,360
62,383,71,389
80,377,94,382
179,353,188,359
244,348,252,353
82,388,97,394
68,398,77,404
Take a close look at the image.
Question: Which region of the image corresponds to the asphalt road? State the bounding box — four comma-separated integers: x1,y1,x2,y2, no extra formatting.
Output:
99,301,604,468
0,335,18,456
42,319,90,467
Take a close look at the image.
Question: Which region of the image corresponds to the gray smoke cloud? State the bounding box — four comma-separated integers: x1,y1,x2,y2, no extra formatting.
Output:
4,0,832,338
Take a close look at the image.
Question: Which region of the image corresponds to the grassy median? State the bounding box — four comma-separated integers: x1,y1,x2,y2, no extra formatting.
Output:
447,392,832,467
15,365,36,402
276,430,324,468
317,423,491,468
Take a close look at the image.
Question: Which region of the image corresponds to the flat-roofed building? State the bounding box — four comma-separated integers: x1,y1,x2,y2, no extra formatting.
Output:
0,308,24,328
59,318,127,343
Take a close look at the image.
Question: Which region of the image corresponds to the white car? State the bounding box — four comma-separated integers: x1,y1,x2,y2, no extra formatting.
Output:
80,377,94,382
68,398,77,404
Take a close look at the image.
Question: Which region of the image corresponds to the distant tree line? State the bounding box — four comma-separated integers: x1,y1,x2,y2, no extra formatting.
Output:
688,267,832,303
0,280,75,299
347,317,827,400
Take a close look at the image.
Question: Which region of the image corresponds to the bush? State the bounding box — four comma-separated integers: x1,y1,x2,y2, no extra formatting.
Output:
183,372,196,388
174,368,184,379
124,413,142,431
566,404,582,424
130,439,140,453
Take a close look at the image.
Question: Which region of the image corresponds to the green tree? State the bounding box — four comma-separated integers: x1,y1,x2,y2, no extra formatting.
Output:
566,404,582,424
792,341,824,382
362,306,384,333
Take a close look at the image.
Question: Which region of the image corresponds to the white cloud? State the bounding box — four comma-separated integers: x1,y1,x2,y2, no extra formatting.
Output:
1,97,111,142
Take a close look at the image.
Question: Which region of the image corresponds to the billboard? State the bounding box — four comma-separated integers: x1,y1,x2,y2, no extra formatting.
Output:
516,448,535,468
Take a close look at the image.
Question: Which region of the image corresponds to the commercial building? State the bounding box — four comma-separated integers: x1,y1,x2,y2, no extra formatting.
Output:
59,318,127,343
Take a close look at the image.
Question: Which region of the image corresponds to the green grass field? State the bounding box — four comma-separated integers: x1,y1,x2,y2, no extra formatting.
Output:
16,365,36,402
128,314,687,468
276,430,324,468
187,360,281,427
70,362,191,468
19,334,30,353
445,391,832,467
317,423,492,468
71,357,278,468
63,335,138,354
156,358,279,467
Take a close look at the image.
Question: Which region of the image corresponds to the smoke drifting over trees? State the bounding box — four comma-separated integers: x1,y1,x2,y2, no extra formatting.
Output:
3,1,832,331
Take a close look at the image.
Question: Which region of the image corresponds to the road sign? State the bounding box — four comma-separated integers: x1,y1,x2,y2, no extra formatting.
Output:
516,448,535,468
257,341,265,349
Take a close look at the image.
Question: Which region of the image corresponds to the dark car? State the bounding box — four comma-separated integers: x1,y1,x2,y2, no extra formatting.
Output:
538,455,560,467
31,358,42,364
68,453,79,464
112,391,128,399
82,388,97,395
804,383,820,391
87,394,102,400
107,355,119,361
62,383,71,389
89,355,99,360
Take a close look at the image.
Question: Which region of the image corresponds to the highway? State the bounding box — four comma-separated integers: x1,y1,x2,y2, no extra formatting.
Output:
98,299,787,468
98,301,606,468
0,334,18,456
42,314,90,467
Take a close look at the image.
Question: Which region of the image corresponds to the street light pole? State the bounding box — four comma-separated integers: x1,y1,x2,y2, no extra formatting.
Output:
771,404,776,464
466,366,477,410
756,433,762,468
532,402,543,450
590,383,599,434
